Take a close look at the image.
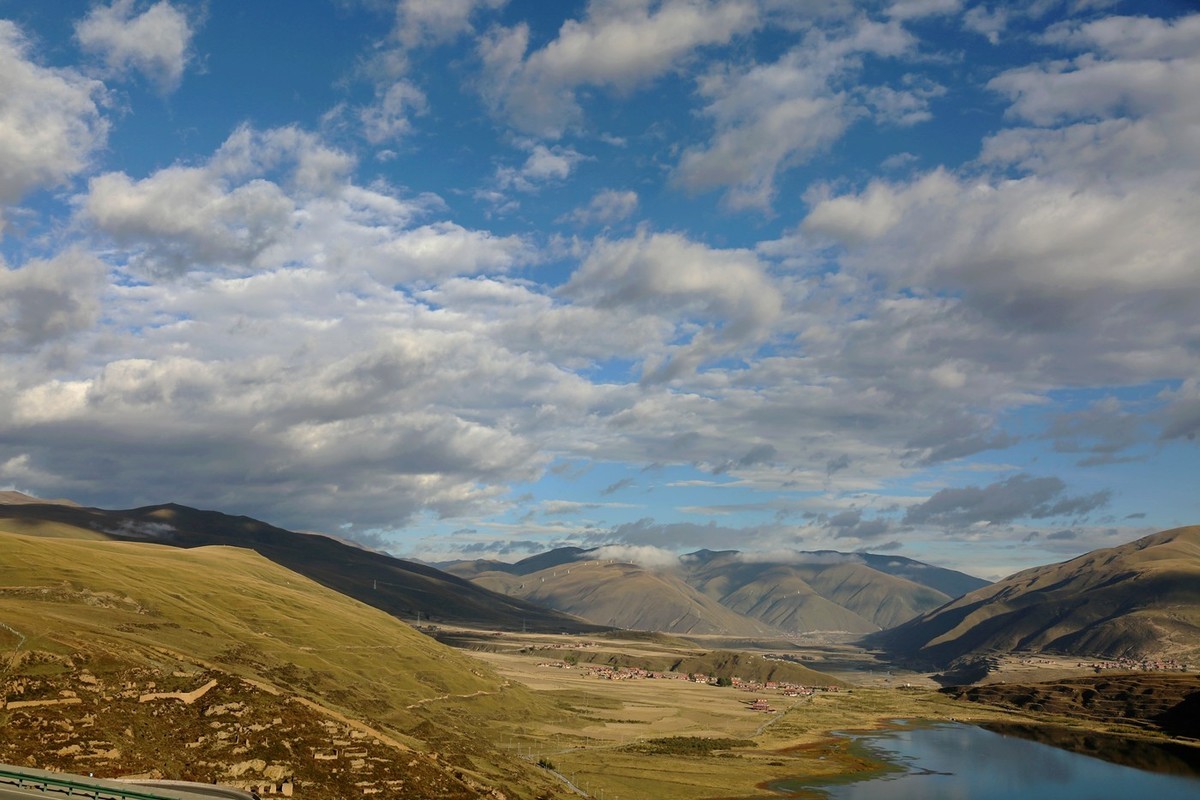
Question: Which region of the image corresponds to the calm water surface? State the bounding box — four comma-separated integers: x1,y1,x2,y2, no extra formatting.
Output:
773,723,1200,799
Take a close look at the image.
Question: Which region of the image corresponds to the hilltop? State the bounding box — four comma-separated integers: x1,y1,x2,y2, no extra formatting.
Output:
870,526,1200,669
446,546,988,636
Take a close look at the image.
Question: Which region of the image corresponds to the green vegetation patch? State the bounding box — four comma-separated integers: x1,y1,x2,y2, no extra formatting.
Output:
623,736,756,756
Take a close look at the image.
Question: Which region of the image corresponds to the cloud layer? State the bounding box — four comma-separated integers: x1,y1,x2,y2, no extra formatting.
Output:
0,1,1194,577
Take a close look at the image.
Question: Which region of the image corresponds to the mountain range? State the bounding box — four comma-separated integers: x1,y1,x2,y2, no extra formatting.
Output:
443,546,990,636
6,492,1197,668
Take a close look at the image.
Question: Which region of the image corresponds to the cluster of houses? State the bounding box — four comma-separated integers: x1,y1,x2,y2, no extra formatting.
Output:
1077,656,1190,673
536,661,841,702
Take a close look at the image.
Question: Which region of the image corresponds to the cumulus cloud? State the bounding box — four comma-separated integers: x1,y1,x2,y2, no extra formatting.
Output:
477,0,759,137
83,124,532,280
75,0,194,91
903,473,1111,529
0,250,106,352
801,14,1200,395
562,230,781,381
0,21,108,214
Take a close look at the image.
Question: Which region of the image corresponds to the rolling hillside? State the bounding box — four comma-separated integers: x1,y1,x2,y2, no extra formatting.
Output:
448,546,988,636
870,525,1200,667
0,495,599,633
0,530,572,799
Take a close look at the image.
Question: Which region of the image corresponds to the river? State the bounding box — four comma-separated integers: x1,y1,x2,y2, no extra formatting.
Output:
769,721,1200,799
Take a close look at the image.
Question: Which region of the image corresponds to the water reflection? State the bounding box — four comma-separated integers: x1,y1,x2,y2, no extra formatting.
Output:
982,721,1200,778
771,723,1200,799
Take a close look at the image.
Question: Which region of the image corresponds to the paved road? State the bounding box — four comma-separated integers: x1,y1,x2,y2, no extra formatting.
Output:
0,765,256,800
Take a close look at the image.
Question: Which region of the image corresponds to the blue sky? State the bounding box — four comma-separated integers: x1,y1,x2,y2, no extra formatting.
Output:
0,0,1197,579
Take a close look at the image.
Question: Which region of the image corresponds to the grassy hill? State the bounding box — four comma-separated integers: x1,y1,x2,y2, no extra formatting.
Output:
0,530,575,799
0,498,600,634
450,546,987,636
869,526,1200,668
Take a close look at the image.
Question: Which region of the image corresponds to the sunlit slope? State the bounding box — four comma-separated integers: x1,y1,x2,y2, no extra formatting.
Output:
0,531,570,799
471,560,783,635
0,499,598,633
871,526,1200,665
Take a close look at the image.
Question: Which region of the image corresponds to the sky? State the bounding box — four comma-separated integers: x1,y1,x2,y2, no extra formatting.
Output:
0,0,1197,580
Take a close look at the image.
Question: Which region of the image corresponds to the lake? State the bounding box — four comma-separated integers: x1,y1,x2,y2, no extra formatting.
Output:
770,722,1200,799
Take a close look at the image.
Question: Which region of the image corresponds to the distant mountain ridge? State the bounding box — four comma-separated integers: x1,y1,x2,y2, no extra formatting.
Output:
444,546,989,636
869,525,1200,667
0,499,601,633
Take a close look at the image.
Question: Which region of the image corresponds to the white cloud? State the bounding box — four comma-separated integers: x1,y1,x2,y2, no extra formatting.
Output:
393,0,508,47
801,13,1200,390
963,4,1008,44
75,0,194,91
477,0,760,137
559,189,639,226
85,165,296,275
495,143,588,192
0,21,108,214
591,543,681,571
359,79,428,144
803,169,1200,378
673,17,918,209
83,124,532,281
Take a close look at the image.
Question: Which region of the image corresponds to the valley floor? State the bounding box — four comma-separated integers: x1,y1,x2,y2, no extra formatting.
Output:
434,627,1200,800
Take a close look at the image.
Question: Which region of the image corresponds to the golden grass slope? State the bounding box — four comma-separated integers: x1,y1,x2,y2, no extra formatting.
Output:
872,526,1200,666
0,530,575,799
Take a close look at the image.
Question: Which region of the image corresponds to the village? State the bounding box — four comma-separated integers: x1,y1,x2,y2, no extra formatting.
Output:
1078,656,1191,673
534,659,841,712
